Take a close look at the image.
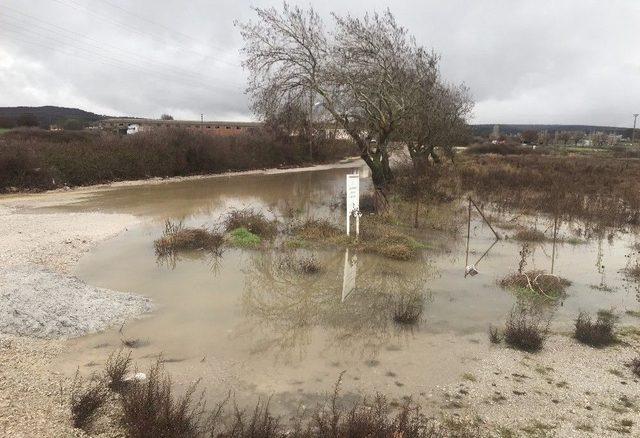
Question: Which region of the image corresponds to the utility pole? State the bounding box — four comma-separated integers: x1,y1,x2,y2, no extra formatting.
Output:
201,113,204,129
633,114,639,145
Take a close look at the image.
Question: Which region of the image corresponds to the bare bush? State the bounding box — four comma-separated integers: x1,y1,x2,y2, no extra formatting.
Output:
574,310,617,347
105,349,132,393
70,372,108,431
504,307,548,352
120,361,206,438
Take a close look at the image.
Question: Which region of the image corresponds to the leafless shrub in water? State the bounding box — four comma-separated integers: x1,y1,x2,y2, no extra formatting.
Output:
70,371,108,431
574,310,617,347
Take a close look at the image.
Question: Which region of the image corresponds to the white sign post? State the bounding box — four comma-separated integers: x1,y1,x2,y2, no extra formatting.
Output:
345,173,360,236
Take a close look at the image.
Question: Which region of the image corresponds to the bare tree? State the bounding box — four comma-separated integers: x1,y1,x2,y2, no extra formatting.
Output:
238,4,429,200
402,81,473,172
160,114,174,120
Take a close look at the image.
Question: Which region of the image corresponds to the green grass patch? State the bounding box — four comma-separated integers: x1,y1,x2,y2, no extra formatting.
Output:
229,227,261,248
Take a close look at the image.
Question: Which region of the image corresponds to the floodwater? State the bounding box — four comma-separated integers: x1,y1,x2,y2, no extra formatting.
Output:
49,162,640,414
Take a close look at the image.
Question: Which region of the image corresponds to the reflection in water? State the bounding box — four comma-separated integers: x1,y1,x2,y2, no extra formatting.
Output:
241,250,433,362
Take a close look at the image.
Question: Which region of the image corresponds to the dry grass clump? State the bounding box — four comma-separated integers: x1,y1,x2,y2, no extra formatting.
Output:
120,362,206,438
391,293,425,326
499,270,571,300
70,372,108,431
504,307,548,352
292,218,343,240
574,310,617,347
223,208,277,238
513,228,546,242
154,221,224,256
105,349,132,393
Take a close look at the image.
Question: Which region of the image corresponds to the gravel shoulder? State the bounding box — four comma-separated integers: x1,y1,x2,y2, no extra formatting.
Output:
0,198,147,437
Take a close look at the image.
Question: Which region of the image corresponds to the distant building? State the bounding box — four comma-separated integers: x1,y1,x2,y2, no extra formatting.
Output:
100,118,263,136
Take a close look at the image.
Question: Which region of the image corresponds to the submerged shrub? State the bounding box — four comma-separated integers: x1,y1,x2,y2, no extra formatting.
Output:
224,208,277,238
120,362,206,438
70,372,108,431
574,310,617,347
500,270,571,300
504,307,548,352
292,218,342,240
154,221,224,256
229,227,262,248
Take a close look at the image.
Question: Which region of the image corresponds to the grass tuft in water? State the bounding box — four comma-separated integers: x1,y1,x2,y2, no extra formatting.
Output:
391,293,424,326
223,208,277,238
229,227,262,248
500,270,570,301
154,221,224,256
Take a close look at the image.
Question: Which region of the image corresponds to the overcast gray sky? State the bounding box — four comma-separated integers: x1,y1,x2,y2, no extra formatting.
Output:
1,0,638,126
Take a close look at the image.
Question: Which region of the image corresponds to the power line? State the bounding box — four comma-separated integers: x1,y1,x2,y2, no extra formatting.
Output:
1,5,244,88
0,25,243,94
48,0,242,69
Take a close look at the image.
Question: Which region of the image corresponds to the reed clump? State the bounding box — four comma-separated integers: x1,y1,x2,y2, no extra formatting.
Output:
154,221,224,256
223,208,277,239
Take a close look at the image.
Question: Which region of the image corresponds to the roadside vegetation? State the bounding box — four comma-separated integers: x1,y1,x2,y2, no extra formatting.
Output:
0,128,356,192
71,356,483,437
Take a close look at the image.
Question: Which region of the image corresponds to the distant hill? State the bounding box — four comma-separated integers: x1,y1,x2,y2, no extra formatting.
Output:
0,106,106,127
472,124,632,138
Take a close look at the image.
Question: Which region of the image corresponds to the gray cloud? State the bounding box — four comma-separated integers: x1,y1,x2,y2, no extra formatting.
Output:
1,0,639,126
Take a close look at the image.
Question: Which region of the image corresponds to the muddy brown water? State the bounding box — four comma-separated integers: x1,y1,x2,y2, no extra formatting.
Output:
45,162,640,414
